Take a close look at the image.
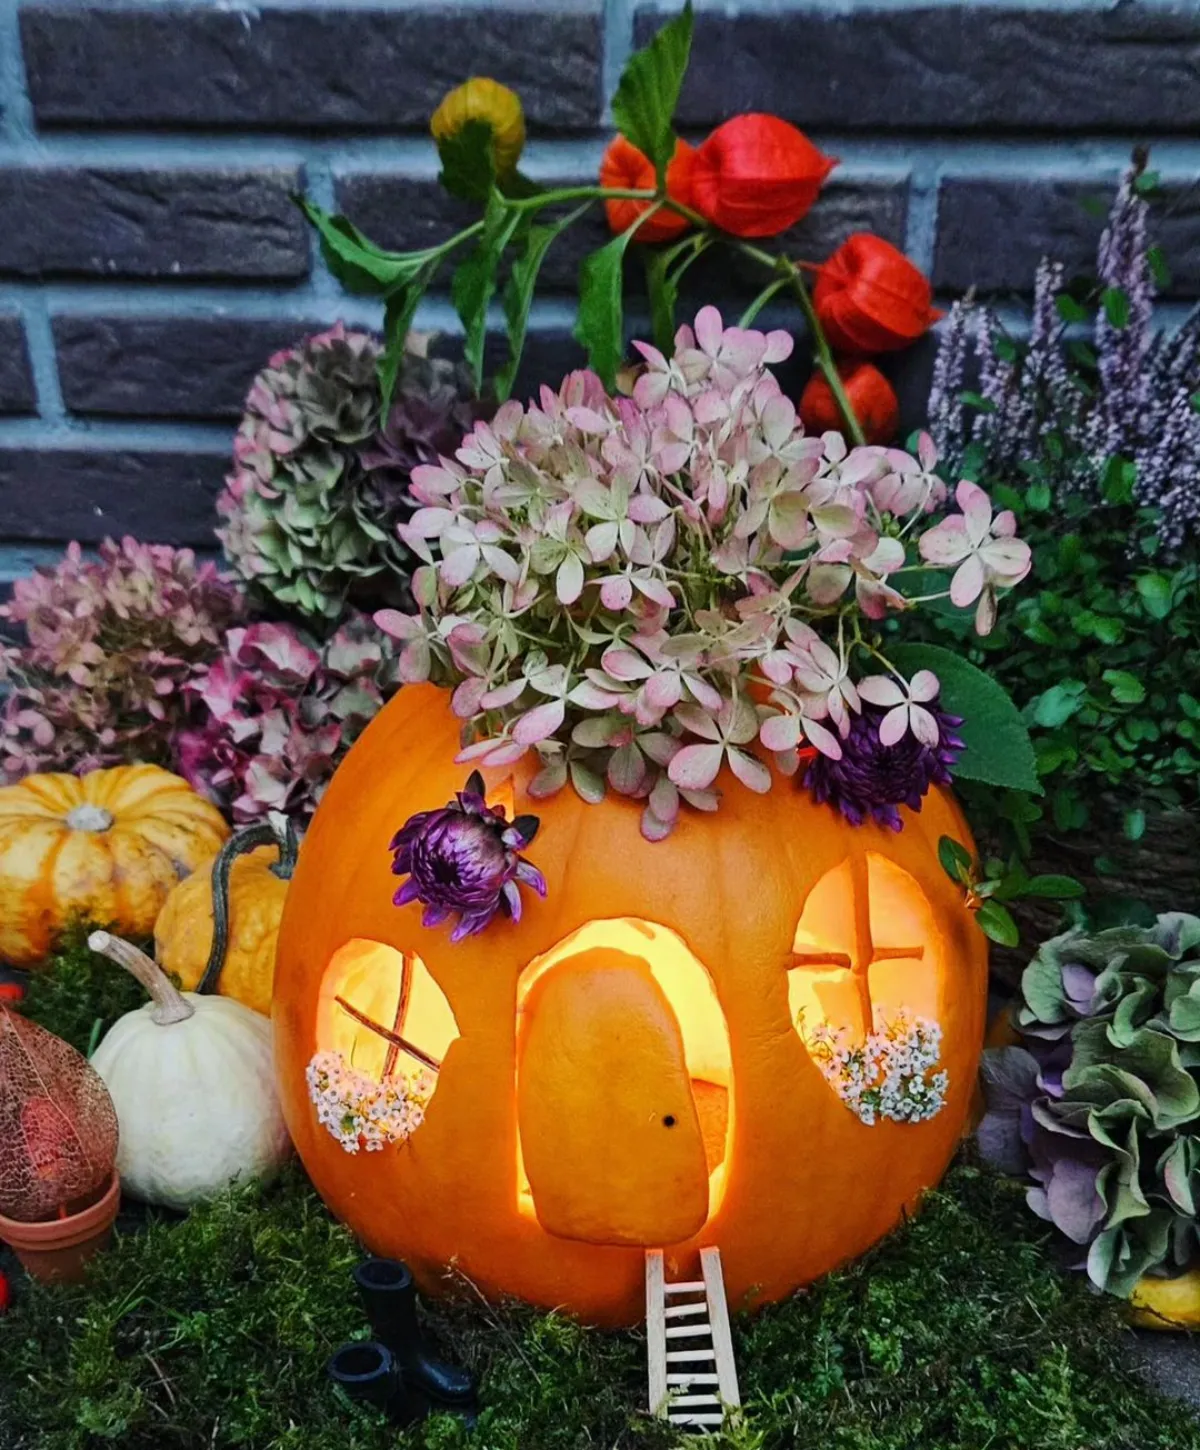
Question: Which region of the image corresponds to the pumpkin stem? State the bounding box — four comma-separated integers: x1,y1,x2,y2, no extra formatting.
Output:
87,931,195,1027
196,818,296,997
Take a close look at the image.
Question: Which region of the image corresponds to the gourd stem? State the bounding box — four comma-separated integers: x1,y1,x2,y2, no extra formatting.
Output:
88,931,195,1026
197,819,296,997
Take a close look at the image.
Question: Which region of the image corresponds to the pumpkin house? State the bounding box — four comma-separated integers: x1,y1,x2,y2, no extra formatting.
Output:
273,684,988,1328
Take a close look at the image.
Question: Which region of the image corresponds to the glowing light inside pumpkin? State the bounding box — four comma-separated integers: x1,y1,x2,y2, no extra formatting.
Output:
787,853,941,1044
514,917,733,1241
316,939,459,1081
788,854,949,1124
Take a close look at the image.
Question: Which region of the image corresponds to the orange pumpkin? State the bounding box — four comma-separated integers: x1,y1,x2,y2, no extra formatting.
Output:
274,684,988,1328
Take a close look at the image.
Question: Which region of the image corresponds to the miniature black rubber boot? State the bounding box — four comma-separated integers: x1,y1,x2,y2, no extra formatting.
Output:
353,1257,478,1411
326,1340,420,1426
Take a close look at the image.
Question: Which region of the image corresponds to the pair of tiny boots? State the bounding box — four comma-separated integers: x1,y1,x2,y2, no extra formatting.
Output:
327,1257,478,1425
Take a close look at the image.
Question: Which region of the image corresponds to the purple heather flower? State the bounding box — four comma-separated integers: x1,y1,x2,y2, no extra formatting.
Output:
804,701,964,831
389,770,546,941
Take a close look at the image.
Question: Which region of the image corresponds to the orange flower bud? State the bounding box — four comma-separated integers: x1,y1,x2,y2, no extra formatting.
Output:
691,114,836,238
799,362,899,444
431,78,526,176
814,233,942,354
599,136,695,243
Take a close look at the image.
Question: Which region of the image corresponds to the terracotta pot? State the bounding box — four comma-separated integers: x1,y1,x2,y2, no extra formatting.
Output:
0,1171,120,1283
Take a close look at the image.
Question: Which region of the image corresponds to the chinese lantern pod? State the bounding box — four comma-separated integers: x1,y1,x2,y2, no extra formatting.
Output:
600,136,695,243
800,362,900,445
814,233,942,354
0,1007,118,1223
691,114,837,238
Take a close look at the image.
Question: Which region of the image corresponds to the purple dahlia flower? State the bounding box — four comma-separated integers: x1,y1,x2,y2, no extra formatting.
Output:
389,771,546,941
805,702,964,831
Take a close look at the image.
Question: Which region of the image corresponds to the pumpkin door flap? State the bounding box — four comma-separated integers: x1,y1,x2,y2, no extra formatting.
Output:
517,948,710,1247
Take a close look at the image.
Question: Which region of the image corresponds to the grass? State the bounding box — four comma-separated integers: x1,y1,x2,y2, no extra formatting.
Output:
2,944,1198,1449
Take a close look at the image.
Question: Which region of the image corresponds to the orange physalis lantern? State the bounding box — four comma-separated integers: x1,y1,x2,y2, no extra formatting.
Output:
814,234,942,354
800,362,900,445
691,114,836,238
600,136,695,243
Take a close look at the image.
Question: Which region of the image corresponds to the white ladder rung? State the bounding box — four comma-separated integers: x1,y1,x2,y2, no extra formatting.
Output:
646,1247,741,1432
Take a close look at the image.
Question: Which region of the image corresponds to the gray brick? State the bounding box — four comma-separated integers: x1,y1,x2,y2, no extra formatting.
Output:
22,4,601,132
54,316,328,420
0,317,35,415
334,173,907,297
640,5,1200,132
0,449,227,545
934,178,1200,297
0,168,308,281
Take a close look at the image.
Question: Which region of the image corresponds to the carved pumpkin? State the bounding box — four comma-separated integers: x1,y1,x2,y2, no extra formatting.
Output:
155,823,296,1018
0,766,229,968
274,685,987,1328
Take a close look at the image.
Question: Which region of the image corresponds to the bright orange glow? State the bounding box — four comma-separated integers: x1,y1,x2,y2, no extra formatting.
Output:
514,918,734,1233
788,854,941,1045
317,939,459,1081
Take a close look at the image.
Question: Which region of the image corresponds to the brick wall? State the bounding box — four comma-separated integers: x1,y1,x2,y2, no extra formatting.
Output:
1,0,1199,581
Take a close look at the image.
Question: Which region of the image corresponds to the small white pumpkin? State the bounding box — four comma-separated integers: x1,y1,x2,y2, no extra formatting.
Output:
87,930,291,1211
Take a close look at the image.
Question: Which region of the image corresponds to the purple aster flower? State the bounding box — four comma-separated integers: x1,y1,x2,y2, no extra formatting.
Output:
389,770,546,941
804,701,964,831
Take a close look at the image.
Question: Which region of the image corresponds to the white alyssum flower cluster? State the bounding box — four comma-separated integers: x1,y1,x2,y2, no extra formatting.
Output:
805,1012,948,1126
306,1049,435,1153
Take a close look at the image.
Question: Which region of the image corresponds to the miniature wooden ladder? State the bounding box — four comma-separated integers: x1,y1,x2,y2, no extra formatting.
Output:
645,1247,741,1432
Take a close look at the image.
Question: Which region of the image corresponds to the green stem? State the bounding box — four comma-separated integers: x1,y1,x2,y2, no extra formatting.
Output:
737,244,866,447
738,276,790,329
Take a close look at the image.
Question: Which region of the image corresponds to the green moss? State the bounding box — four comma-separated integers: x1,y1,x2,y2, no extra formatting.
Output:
18,921,148,1056
0,1160,1195,1450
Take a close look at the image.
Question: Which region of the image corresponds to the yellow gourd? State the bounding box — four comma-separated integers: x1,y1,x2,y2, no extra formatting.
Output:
155,822,297,1018
0,766,229,967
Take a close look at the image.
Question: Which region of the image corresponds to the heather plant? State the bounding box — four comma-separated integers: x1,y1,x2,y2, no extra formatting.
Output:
174,614,398,825
0,538,243,778
979,913,1200,1298
922,156,1200,876
374,305,1037,843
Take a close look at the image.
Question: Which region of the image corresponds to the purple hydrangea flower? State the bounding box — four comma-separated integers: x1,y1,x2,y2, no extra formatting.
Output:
389,771,546,941
804,702,964,831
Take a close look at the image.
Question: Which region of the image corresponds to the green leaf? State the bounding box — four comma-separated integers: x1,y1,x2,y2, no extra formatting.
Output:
1103,668,1146,706
378,267,438,411
298,198,432,295
1147,244,1172,290
1102,286,1131,329
451,191,522,392
960,390,997,414
574,219,643,388
437,118,496,203
644,247,680,355
1136,571,1174,620
1100,455,1136,505
1055,294,1090,325
611,1,694,184
1134,167,1161,196
1024,874,1086,900
938,835,974,886
887,643,1041,794
1032,679,1087,728
1124,808,1147,842
496,211,584,403
976,900,1019,947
